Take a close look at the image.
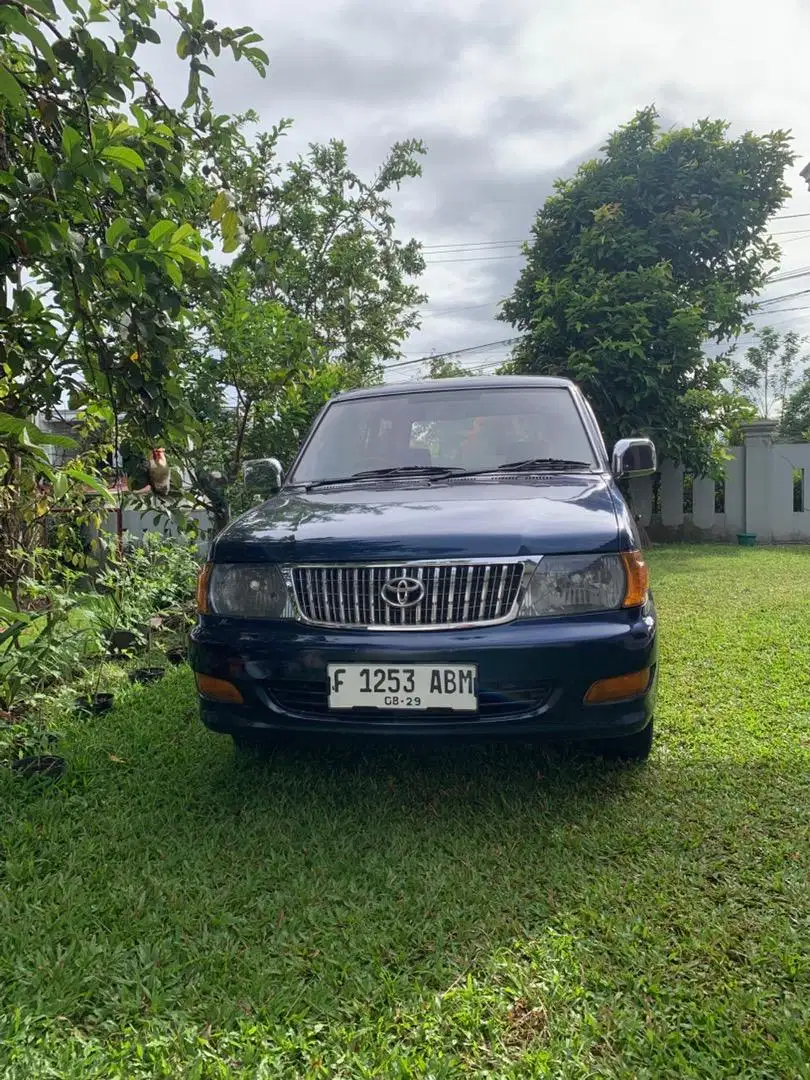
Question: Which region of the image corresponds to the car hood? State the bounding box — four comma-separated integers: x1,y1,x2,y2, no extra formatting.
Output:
211,477,625,563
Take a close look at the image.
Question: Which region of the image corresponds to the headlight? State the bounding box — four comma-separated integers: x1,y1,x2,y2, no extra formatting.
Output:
208,564,292,619
518,553,630,617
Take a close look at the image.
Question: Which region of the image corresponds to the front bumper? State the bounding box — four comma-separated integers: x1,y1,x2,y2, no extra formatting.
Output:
189,602,657,740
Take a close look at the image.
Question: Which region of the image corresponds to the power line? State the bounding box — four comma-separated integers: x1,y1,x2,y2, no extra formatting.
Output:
419,299,504,318
756,288,810,307
769,265,810,283
385,337,521,371
414,213,810,258
769,226,810,236
421,240,523,253
423,253,523,266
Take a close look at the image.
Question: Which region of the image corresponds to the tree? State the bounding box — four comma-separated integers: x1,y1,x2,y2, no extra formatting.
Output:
731,326,807,421
427,356,468,379
500,107,794,473
214,128,427,380
781,372,810,440
178,272,318,529
175,126,428,525
0,0,267,583
0,0,266,439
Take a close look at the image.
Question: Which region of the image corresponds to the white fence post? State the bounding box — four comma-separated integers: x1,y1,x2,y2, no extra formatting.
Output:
692,476,716,530
740,420,778,541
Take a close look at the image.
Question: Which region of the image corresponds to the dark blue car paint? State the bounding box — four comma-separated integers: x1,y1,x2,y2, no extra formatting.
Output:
190,376,656,741
211,478,639,564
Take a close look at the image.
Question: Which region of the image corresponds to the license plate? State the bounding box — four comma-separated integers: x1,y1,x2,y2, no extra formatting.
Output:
327,664,478,711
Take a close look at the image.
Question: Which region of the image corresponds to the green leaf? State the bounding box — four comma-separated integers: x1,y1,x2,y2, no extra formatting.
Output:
164,257,183,287
22,0,57,16
176,30,190,58
52,472,69,499
147,220,177,247
64,467,109,499
221,208,239,239
0,622,30,648
0,591,19,614
191,0,204,23
105,217,130,247
34,146,55,180
0,66,25,107
0,413,26,438
130,104,148,130
108,171,124,195
168,244,204,266
99,146,145,172
0,6,58,72
61,125,83,162
105,254,133,281
250,232,269,256
171,223,195,245
182,70,201,110
210,191,229,222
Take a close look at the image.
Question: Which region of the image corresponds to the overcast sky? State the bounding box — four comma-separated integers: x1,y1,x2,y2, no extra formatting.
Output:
166,0,810,379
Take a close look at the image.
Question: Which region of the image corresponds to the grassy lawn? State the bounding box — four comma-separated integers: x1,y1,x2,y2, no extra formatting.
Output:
2,545,810,1078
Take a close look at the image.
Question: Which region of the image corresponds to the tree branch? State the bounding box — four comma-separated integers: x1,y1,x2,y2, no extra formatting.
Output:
0,0,65,41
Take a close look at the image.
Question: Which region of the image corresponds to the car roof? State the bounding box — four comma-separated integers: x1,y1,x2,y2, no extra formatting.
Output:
334,375,577,401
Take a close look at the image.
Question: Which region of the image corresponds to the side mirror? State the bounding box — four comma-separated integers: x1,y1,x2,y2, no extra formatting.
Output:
242,457,283,496
612,438,656,479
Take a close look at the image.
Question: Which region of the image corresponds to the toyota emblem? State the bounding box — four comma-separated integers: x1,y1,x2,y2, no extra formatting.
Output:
380,575,424,609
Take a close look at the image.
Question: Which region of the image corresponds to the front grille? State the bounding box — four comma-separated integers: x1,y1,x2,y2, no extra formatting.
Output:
269,679,553,723
290,562,525,629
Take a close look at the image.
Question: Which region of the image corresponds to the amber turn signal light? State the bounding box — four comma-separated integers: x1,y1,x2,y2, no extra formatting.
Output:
196,563,212,614
621,550,649,608
584,668,651,705
195,673,243,704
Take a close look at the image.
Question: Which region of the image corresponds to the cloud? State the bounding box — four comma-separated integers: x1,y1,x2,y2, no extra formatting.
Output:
182,0,810,372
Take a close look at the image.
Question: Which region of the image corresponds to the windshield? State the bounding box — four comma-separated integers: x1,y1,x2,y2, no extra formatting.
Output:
289,387,598,485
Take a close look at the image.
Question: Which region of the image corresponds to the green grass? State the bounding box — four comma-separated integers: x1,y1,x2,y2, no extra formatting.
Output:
2,545,810,1078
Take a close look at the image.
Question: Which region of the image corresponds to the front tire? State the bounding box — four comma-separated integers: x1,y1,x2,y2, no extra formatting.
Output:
595,719,654,762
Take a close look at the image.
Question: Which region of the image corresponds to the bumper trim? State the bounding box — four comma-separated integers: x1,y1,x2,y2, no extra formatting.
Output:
200,691,653,741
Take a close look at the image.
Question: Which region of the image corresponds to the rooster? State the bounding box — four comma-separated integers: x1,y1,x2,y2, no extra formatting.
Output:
146,448,170,496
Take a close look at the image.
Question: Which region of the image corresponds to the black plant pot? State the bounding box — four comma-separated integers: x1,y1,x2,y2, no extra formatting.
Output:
107,629,141,656
11,755,66,778
129,667,166,685
166,646,187,666
75,693,114,714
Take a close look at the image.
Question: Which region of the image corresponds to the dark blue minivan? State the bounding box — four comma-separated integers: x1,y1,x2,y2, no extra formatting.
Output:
190,376,658,759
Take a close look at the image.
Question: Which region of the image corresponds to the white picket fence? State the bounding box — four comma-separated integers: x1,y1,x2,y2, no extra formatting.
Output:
110,421,810,547
630,421,810,543
41,415,810,547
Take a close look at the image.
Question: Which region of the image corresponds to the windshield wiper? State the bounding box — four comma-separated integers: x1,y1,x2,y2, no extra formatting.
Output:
298,460,593,492
300,465,465,491
457,458,595,477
